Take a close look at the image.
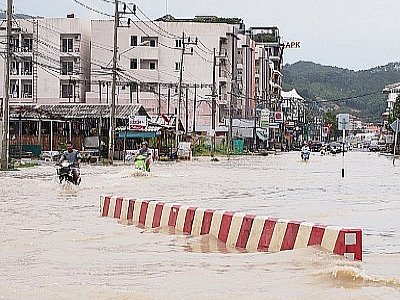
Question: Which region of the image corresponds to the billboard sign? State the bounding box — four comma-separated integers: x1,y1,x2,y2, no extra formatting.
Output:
129,115,148,129
337,114,350,130
260,109,270,129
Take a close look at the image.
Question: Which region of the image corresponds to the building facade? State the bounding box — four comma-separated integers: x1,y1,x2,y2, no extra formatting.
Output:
0,15,91,104
88,16,246,132
382,82,400,124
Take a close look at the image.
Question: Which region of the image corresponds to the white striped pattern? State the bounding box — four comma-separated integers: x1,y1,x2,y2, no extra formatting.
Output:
191,208,205,236
226,213,246,248
145,201,159,228
246,216,267,251
209,210,225,238
175,206,190,233
99,196,362,260
321,226,341,252
293,222,315,249
268,219,288,252
119,198,130,222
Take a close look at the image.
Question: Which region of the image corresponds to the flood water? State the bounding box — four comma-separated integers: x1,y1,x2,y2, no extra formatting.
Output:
1,151,400,299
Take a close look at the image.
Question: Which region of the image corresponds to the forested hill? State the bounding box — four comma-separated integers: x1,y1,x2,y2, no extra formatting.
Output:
283,61,400,122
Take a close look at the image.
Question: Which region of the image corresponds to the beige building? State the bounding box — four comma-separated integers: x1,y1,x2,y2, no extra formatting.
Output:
0,15,91,104
88,16,244,132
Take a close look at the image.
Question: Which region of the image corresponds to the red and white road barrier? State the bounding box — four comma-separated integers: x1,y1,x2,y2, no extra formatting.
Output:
100,196,362,260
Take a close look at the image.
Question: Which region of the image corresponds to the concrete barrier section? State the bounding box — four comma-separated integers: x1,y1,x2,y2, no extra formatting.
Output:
100,195,362,260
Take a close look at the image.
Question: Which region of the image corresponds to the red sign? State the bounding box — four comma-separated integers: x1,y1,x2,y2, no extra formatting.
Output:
275,111,283,122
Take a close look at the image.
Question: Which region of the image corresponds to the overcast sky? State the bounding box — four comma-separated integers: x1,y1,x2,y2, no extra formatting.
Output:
8,0,400,70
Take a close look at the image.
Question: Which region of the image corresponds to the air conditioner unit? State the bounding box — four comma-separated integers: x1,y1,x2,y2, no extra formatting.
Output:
75,35,80,41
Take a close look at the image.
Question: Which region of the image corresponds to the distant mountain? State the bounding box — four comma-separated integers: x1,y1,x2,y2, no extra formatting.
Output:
0,12,33,19
283,61,400,122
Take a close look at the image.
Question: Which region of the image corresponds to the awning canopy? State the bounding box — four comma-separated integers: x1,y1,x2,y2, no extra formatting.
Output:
281,89,304,100
117,125,162,139
7,104,149,120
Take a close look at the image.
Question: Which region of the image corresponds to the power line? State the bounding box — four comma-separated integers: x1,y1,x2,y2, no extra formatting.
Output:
319,91,381,103
70,0,113,17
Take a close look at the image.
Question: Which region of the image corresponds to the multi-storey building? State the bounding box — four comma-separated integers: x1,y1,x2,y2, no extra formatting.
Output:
382,82,400,124
88,16,244,132
0,15,91,103
0,14,284,144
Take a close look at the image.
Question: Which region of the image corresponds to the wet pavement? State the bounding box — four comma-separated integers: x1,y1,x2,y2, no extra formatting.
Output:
1,151,399,299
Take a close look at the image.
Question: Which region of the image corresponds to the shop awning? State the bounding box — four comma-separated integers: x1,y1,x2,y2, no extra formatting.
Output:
117,126,161,139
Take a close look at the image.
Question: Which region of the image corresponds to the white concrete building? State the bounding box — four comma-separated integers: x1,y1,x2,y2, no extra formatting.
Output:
382,82,400,123
0,15,91,104
88,16,243,132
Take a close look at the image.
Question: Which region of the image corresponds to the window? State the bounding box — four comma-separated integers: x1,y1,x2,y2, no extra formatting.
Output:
130,82,138,92
22,83,32,98
61,38,73,52
61,84,73,98
175,39,182,48
22,38,33,52
149,62,156,70
149,39,156,47
130,58,138,69
130,35,137,46
23,61,33,75
175,62,181,71
11,38,19,52
10,80,19,98
61,61,74,75
11,61,19,75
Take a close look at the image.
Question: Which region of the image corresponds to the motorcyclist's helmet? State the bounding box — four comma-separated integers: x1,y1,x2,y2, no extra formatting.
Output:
142,141,148,146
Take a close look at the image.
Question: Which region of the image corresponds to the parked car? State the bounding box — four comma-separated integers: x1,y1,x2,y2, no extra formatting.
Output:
329,142,342,154
368,144,380,152
309,141,323,152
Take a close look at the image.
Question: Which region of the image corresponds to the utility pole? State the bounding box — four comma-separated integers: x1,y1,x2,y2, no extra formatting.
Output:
107,1,134,163
175,32,185,151
167,87,170,115
185,86,189,135
211,48,217,157
175,33,197,150
192,84,197,134
108,0,119,163
227,28,238,156
253,94,258,151
1,0,13,170
158,83,161,115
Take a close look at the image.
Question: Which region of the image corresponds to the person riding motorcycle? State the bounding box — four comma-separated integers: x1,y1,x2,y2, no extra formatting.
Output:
301,143,310,160
58,141,82,183
135,141,152,171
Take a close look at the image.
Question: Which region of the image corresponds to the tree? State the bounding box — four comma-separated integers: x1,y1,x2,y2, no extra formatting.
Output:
324,110,339,141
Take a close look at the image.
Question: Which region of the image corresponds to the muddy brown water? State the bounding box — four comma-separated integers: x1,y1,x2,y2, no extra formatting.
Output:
1,151,399,299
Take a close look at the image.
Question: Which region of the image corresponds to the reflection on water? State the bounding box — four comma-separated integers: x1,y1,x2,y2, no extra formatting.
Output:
1,152,400,299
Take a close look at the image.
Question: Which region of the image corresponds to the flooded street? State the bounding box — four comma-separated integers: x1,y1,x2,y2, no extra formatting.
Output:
1,151,400,299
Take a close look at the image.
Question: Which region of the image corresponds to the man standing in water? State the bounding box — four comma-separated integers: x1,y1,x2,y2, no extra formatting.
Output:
59,141,82,184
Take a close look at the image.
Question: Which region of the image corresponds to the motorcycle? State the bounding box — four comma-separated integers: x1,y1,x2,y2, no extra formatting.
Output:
301,148,310,161
56,161,81,185
133,154,151,175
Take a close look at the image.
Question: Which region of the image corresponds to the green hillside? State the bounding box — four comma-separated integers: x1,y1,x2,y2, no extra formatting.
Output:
283,61,400,122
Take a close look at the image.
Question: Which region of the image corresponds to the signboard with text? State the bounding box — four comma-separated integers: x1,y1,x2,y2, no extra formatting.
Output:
260,109,270,129
283,41,301,49
129,115,148,130
337,114,350,130
274,111,283,123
